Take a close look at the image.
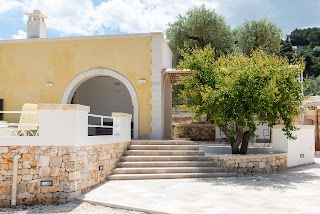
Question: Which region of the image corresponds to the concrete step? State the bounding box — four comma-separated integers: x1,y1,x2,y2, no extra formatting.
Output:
107,172,237,180
112,167,225,174
130,140,195,145
116,161,217,168
120,156,211,162
124,150,204,156
128,145,199,150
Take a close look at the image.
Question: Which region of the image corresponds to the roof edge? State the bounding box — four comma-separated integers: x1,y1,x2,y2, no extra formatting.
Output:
0,32,164,44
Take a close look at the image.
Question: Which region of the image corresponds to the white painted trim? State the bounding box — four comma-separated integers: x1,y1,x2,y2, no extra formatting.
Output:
150,35,163,139
61,68,139,139
0,32,164,44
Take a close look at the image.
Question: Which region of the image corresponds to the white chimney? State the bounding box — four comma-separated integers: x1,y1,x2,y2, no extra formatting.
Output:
26,10,47,39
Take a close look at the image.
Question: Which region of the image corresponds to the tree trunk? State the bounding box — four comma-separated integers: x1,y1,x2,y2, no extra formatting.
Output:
229,127,244,154
240,131,250,154
219,126,245,154
231,143,240,154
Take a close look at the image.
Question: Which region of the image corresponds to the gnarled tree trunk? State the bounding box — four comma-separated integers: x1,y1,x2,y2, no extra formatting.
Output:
224,127,243,154
220,127,251,154
240,131,250,154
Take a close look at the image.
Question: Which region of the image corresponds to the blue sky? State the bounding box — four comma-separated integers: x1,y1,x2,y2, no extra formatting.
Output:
0,0,319,40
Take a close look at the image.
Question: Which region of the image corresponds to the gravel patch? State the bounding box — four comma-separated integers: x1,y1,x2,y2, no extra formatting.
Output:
0,200,145,214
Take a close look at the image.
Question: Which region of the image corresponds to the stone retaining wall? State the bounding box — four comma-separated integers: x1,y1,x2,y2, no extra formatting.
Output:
0,142,129,207
172,124,215,141
208,153,287,175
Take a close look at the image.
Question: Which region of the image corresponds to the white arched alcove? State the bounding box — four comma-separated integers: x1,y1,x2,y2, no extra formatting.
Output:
61,68,139,139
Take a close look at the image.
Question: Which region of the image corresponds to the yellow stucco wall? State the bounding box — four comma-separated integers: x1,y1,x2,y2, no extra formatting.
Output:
0,35,153,137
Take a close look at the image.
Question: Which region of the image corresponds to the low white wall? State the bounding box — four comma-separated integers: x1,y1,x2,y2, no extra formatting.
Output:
272,125,315,167
0,104,132,146
215,122,270,142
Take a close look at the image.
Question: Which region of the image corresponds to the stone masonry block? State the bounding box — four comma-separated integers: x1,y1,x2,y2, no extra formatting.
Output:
65,162,77,172
59,181,77,193
28,182,40,194
39,167,51,177
21,174,33,181
38,155,50,167
259,162,266,168
30,168,39,175
51,167,60,177
0,147,8,154
21,168,30,175
69,171,81,180
22,161,31,169
50,156,62,167
22,153,34,161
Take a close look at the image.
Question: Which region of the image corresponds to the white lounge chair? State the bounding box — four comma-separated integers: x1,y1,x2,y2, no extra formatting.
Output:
0,103,39,136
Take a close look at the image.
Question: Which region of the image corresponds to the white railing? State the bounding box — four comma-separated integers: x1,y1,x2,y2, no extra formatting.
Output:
88,113,114,136
0,111,39,136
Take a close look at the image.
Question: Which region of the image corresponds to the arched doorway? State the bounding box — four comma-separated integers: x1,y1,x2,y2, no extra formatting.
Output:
61,68,138,139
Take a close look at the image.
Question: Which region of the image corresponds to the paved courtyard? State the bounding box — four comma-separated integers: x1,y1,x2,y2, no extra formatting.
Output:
80,158,320,214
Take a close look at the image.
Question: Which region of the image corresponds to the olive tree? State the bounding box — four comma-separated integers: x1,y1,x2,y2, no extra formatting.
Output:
165,4,234,67
178,46,305,154
234,18,282,56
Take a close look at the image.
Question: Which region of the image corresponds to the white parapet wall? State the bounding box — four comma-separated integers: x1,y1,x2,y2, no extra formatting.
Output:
216,122,270,142
0,104,132,146
272,125,315,167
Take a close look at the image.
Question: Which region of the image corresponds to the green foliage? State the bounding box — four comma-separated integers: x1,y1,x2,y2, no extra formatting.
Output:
172,84,184,105
234,18,282,56
290,27,320,47
306,76,320,95
165,4,233,67
178,46,305,153
281,28,320,77
280,38,294,60
313,46,320,57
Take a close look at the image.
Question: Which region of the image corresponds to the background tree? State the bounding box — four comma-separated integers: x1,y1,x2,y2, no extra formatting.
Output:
165,4,234,67
281,27,320,79
290,27,320,47
178,46,305,154
305,76,320,95
234,18,282,55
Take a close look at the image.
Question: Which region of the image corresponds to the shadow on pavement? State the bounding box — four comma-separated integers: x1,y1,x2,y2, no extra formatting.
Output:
0,200,82,214
196,162,320,191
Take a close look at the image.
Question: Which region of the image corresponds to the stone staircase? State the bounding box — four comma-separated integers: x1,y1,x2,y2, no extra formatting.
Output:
107,140,236,180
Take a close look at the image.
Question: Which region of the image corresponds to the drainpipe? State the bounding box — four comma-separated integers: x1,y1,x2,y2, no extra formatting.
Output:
11,154,21,206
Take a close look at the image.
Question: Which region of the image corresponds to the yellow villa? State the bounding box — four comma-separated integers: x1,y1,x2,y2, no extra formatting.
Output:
0,10,175,140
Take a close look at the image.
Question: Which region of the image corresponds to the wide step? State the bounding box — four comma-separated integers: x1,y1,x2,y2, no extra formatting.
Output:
130,140,195,145
107,172,237,180
128,145,199,150
120,156,212,162
112,167,225,174
107,140,234,180
116,161,217,168
124,150,204,156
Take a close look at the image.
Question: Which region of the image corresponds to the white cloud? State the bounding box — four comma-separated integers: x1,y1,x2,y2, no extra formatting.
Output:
12,29,26,39
0,0,23,13
17,0,220,36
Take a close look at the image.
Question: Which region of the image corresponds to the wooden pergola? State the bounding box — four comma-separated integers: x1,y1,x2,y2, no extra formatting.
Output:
163,69,192,84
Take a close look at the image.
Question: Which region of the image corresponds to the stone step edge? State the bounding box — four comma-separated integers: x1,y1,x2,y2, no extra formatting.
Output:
130,140,194,143
130,141,195,145
107,172,237,180
117,161,215,164
113,166,222,171
125,150,203,152
120,156,211,160
128,145,199,148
